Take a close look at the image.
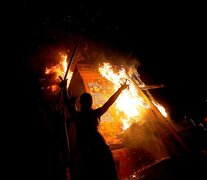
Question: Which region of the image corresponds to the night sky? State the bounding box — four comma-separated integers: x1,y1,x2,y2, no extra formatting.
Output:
10,2,206,122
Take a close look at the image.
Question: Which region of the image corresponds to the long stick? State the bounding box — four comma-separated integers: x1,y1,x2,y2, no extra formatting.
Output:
54,43,79,180
63,43,79,180
64,42,79,81
56,43,79,104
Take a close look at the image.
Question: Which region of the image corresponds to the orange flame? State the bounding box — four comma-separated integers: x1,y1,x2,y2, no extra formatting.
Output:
99,62,149,130
152,100,168,118
44,53,73,91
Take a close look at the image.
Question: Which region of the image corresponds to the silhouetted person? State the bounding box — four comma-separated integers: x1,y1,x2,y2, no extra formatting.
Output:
59,79,129,180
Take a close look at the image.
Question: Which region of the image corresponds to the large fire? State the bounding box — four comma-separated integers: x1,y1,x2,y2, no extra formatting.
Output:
44,55,168,144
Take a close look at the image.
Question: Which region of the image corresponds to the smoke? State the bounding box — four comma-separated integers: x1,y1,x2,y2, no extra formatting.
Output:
28,36,141,79
27,36,142,104
78,39,141,72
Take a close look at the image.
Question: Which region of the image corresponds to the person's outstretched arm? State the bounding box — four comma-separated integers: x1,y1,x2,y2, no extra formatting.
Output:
96,80,129,117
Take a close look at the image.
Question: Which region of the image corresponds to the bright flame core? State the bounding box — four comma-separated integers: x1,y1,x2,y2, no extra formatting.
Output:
98,62,149,130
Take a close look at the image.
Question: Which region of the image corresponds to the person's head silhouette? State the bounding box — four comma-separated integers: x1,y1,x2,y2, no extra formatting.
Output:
79,92,93,110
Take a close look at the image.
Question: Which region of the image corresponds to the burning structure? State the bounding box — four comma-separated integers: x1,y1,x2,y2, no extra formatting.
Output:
40,41,191,179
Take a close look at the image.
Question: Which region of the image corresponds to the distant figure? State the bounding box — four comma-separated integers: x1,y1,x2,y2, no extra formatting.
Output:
59,79,129,180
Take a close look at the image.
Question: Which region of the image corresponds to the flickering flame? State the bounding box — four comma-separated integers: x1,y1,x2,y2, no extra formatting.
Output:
99,62,149,130
152,100,168,118
44,53,73,91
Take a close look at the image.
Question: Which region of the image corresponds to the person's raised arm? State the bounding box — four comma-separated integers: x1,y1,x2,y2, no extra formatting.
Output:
96,80,129,116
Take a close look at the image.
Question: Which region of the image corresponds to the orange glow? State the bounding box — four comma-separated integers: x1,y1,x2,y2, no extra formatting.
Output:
44,53,73,91
98,62,149,130
43,56,169,144
152,100,168,118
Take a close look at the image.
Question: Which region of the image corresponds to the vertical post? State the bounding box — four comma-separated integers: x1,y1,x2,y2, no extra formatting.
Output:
57,42,79,180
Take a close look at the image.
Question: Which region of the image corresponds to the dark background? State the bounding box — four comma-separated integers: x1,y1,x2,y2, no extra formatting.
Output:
6,2,206,121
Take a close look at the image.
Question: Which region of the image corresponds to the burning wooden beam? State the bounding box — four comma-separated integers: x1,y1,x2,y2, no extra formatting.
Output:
139,84,164,90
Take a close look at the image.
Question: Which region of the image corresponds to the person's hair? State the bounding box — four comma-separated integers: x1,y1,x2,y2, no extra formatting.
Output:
79,93,92,105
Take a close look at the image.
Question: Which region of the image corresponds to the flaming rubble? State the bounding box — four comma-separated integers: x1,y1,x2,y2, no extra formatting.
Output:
44,53,168,144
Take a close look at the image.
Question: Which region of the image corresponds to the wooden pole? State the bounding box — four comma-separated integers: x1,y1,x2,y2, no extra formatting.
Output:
57,42,79,180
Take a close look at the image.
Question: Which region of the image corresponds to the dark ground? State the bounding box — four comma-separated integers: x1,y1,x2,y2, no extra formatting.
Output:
129,153,207,180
